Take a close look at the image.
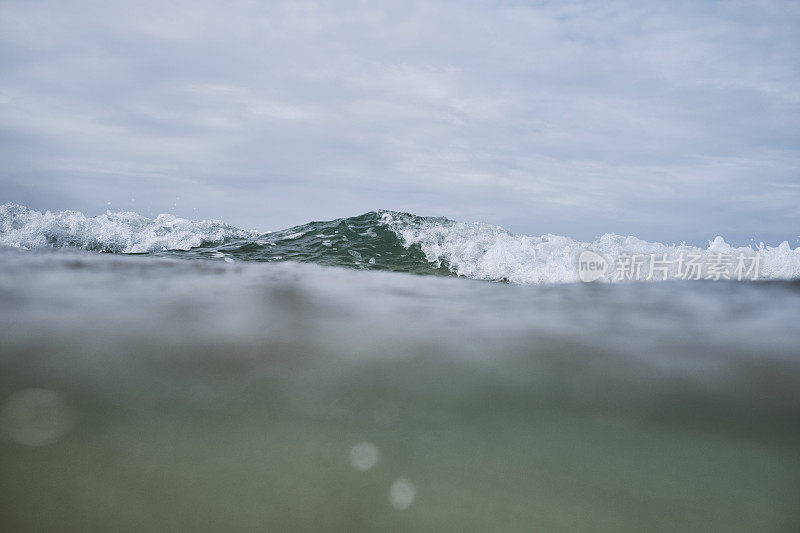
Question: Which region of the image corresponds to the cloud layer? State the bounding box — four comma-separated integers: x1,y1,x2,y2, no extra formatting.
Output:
1,0,798,244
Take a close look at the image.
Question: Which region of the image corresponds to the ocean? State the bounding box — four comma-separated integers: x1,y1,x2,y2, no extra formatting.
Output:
1,203,800,531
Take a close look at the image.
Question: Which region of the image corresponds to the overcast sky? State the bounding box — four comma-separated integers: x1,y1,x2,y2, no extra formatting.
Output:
1,0,798,244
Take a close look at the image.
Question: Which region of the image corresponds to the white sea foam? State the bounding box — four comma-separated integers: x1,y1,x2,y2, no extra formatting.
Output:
2,204,798,283
0,203,254,253
380,212,800,283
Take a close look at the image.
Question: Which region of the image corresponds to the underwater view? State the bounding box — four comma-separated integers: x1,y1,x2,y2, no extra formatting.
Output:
2,204,800,531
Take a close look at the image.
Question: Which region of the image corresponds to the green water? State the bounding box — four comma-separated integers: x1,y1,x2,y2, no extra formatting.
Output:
1,250,799,531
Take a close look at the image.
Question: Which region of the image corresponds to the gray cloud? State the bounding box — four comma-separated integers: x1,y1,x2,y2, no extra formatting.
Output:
1,0,798,244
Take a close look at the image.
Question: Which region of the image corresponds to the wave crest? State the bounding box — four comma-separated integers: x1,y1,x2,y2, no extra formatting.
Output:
2,203,798,282
379,211,800,283
0,203,254,253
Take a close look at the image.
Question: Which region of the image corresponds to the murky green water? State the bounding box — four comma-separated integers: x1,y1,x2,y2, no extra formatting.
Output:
1,249,799,531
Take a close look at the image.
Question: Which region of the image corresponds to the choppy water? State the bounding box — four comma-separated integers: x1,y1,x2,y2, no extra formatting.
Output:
1,205,800,531
3,203,799,282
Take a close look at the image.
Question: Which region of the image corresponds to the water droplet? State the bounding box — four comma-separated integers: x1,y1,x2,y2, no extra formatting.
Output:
389,478,415,509
0,389,73,446
349,441,380,471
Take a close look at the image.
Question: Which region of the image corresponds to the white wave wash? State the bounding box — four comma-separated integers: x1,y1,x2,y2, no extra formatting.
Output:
0,203,254,253
379,212,800,283
2,204,798,283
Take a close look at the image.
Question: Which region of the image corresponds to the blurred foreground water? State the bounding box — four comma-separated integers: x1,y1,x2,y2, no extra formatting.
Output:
1,248,799,531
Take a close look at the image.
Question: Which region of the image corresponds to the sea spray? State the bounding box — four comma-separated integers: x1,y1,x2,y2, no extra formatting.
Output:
2,203,799,283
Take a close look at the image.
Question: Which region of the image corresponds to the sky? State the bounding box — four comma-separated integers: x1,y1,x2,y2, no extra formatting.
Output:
0,0,798,245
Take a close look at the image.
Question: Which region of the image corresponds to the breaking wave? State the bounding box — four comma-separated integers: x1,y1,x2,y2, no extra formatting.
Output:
0,203,254,253
2,203,799,283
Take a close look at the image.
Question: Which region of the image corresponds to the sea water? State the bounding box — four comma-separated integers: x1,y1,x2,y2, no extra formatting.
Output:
1,204,799,531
